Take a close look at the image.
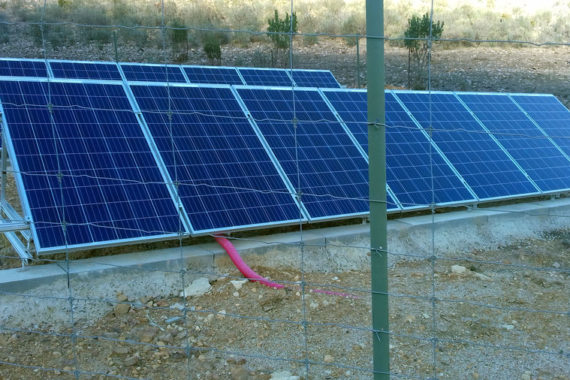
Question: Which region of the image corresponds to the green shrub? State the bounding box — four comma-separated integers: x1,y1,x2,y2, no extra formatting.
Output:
404,13,444,89
169,18,188,53
267,10,297,66
267,10,297,50
203,35,222,64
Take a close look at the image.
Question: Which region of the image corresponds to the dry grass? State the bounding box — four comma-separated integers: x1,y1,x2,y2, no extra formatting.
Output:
0,0,567,49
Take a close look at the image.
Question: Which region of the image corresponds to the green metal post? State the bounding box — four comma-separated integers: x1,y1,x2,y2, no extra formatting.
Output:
1,115,5,204
356,36,361,88
366,1,389,379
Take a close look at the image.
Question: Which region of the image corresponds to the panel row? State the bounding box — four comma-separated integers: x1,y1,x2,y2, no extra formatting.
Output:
323,89,570,205
0,58,342,88
0,77,569,254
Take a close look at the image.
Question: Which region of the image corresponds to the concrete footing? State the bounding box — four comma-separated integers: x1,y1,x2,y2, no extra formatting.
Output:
2,197,569,294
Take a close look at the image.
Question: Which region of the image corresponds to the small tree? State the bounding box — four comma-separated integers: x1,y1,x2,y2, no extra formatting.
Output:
267,10,297,66
203,35,222,65
404,13,444,90
169,18,189,62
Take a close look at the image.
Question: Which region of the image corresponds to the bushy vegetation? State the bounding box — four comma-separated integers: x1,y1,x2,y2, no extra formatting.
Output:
203,34,222,64
0,0,567,54
267,10,297,66
404,13,444,89
387,0,569,46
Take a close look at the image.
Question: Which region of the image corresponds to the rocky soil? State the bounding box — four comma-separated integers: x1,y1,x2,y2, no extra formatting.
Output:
0,232,568,379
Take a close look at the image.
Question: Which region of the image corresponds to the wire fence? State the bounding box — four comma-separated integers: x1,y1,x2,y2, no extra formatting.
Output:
0,0,569,379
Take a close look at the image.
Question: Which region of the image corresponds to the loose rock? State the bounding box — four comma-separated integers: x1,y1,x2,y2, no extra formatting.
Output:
139,326,159,343
270,371,300,380
230,366,249,380
451,265,467,274
180,277,211,297
112,346,130,355
116,292,128,303
230,279,248,290
124,354,139,367
474,272,492,281
157,332,174,344
114,303,130,315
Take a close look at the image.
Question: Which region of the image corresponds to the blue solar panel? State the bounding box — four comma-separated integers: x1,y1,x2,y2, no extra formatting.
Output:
130,84,303,232
396,92,537,200
183,66,244,85
0,59,48,77
291,70,341,88
236,87,372,219
459,93,570,193
511,95,570,157
323,90,473,208
50,61,122,80
0,80,182,252
238,68,294,87
120,63,187,83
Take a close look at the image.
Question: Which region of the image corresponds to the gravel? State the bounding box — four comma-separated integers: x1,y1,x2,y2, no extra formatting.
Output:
0,234,568,379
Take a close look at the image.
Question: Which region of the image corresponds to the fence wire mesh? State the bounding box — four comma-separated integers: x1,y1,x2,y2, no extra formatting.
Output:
0,0,569,379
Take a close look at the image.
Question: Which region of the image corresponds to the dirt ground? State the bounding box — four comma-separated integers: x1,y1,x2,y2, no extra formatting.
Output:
0,231,568,379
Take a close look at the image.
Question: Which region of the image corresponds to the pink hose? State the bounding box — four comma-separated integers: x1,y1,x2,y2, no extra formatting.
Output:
215,236,360,299
215,236,284,289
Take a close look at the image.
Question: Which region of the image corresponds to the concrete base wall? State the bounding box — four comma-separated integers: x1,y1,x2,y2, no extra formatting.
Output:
1,198,569,328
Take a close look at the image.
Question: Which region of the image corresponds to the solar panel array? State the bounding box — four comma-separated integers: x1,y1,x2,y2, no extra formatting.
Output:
183,66,244,85
322,90,475,208
290,69,341,88
50,61,122,81
236,87,370,219
0,58,569,254
458,93,570,193
130,84,302,233
511,95,570,157
0,80,181,252
0,59,341,88
0,59,48,77
397,92,540,200
120,63,187,83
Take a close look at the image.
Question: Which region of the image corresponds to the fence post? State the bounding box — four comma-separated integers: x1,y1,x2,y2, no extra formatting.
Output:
366,0,389,379
1,115,5,204
356,35,361,87
113,30,119,62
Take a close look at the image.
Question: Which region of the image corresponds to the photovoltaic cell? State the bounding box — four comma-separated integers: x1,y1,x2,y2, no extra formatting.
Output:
130,84,302,232
236,87,371,219
238,68,294,87
459,93,570,193
323,90,473,208
183,66,244,85
396,92,537,200
290,70,341,88
120,63,187,83
50,61,122,81
0,80,182,252
511,95,570,157
0,59,48,78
